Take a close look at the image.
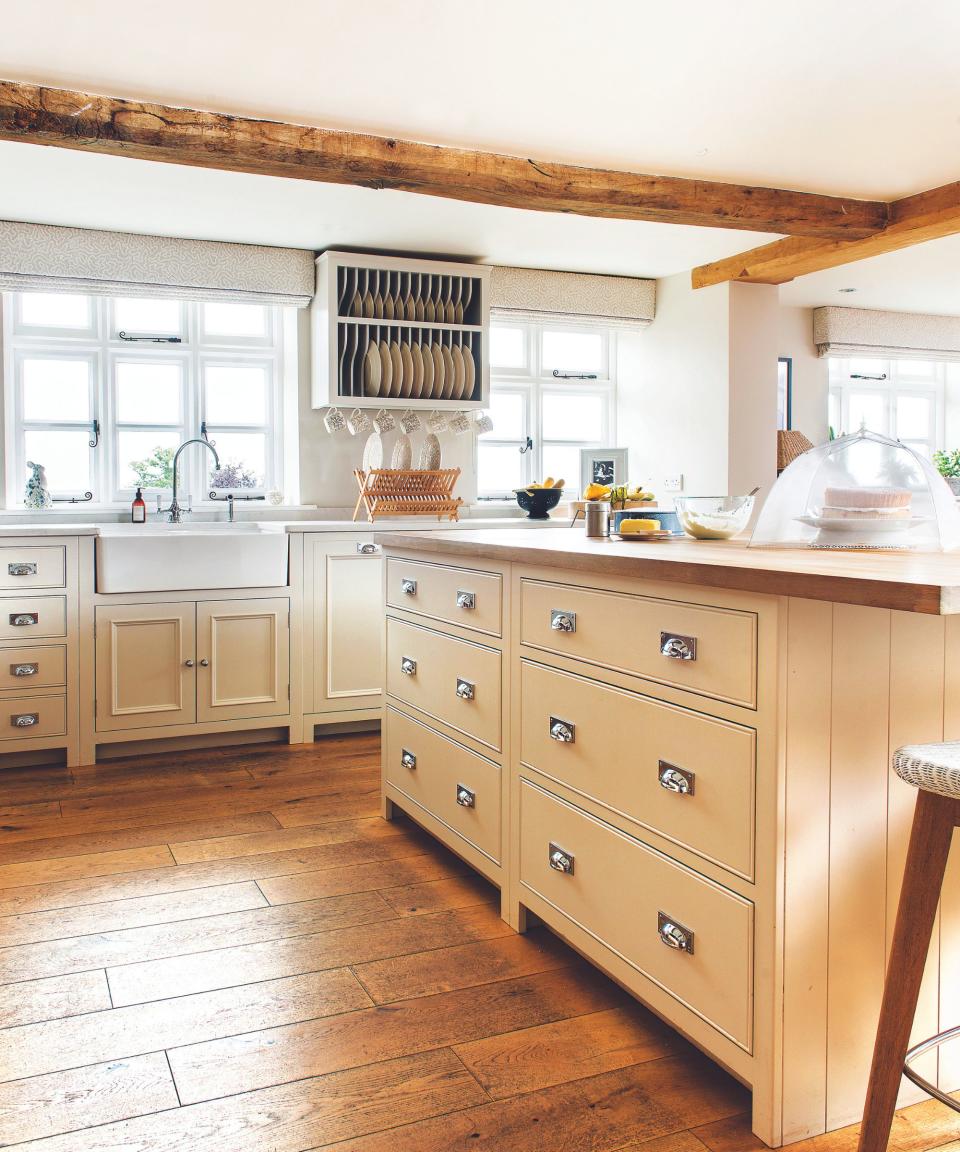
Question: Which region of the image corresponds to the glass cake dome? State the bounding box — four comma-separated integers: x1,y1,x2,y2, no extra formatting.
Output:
749,428,960,551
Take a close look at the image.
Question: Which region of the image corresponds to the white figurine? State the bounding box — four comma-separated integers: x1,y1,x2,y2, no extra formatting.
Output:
24,461,53,510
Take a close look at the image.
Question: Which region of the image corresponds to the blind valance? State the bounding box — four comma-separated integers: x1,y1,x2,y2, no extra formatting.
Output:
0,220,315,308
490,265,655,329
814,306,960,362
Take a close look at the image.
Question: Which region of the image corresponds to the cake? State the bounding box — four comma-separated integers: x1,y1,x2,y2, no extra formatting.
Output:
821,486,912,520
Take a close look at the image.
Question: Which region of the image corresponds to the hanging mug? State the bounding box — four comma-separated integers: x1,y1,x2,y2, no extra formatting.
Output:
323,407,346,434
399,409,422,434
347,408,372,436
474,411,494,435
448,411,471,436
426,410,448,434
373,409,396,434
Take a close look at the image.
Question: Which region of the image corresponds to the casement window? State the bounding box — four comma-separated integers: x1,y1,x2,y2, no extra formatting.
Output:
477,320,617,499
3,292,288,506
828,357,945,458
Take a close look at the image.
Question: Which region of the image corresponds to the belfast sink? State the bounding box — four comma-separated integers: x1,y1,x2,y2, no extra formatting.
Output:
96,523,289,593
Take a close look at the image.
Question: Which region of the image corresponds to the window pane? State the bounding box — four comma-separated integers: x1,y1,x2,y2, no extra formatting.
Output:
204,365,268,425
541,393,604,441
848,357,887,377
541,446,582,495
478,445,524,493
116,362,183,424
896,395,932,440
114,297,182,336
484,393,524,440
848,393,886,434
902,439,933,458
117,431,181,490
22,358,90,421
205,432,266,488
23,431,91,492
541,330,604,373
896,360,935,377
20,293,90,329
203,303,268,338
489,325,526,369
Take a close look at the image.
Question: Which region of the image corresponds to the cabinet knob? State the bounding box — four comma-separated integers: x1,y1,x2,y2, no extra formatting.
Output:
660,632,697,661
11,712,39,728
658,912,695,954
658,761,695,795
199,658,210,667
357,542,380,554
456,591,476,610
549,842,575,875
9,613,38,627
401,579,417,596
455,677,475,700
400,748,417,770
400,656,417,676
10,663,38,677
184,659,195,668
549,717,575,743
7,563,37,576
550,610,576,633
456,784,476,808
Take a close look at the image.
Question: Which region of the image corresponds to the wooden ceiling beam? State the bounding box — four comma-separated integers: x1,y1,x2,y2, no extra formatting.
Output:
691,180,960,287
0,79,890,240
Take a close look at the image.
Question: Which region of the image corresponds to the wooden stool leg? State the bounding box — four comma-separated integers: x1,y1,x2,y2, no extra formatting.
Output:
858,790,959,1152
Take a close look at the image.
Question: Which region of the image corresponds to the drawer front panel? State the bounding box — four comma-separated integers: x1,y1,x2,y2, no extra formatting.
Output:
0,645,67,692
0,597,67,642
385,706,501,863
520,660,755,878
520,579,757,708
0,694,66,741
519,779,753,1049
386,558,502,637
0,546,66,591
386,617,502,751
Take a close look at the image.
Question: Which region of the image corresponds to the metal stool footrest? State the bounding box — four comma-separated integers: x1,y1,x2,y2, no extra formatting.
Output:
903,1024,960,1112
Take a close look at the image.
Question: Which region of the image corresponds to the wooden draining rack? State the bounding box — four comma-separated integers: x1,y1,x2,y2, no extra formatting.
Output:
352,468,463,522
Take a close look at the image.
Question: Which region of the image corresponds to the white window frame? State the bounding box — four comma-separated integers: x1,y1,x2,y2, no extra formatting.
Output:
479,319,617,500
3,292,290,507
828,357,945,457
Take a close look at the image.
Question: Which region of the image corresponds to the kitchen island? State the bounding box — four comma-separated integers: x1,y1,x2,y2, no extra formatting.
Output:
377,528,960,1148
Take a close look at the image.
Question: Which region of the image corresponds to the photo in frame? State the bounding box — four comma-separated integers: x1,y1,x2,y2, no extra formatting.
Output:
580,447,628,494
778,357,793,431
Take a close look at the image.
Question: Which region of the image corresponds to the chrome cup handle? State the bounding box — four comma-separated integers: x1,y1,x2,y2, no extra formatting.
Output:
658,912,695,954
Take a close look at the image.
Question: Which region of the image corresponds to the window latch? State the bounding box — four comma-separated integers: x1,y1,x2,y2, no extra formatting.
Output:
118,331,183,344
552,370,598,380
88,419,100,448
519,436,533,454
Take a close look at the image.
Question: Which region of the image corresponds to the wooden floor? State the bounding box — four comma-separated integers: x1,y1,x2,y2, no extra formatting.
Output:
0,733,958,1151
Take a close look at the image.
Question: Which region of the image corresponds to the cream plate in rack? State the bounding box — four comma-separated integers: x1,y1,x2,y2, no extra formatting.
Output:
400,342,414,399
391,433,413,469
420,342,435,400
378,339,393,399
450,343,466,401
418,432,442,470
390,340,404,399
410,343,425,399
362,431,383,471
462,342,476,400
431,343,445,401
363,341,381,397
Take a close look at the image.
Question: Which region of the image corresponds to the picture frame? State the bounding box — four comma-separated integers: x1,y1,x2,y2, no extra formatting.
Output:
580,447,628,494
778,357,793,431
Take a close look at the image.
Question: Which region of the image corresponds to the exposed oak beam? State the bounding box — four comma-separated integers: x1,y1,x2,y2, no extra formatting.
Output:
0,79,890,240
692,180,960,287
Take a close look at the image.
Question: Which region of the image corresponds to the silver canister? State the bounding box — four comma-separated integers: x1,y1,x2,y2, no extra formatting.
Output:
584,500,610,538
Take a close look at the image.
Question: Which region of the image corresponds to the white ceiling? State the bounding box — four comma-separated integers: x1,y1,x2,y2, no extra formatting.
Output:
0,0,958,300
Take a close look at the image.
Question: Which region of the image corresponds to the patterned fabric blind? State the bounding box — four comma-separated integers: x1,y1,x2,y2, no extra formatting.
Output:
814,306,960,362
490,265,655,328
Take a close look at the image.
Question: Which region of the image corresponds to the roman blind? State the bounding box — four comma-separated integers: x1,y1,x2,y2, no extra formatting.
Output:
814,306,960,362
490,265,656,328
0,220,315,307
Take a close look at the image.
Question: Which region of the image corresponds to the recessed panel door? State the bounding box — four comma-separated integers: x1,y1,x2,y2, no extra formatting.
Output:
197,598,290,723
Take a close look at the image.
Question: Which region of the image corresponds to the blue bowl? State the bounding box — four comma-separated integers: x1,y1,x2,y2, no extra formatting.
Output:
514,487,563,519
611,508,682,535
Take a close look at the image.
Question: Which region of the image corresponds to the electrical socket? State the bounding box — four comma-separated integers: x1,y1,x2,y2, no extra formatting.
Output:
663,475,683,493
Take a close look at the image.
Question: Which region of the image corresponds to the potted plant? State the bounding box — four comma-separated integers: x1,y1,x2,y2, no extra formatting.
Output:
933,449,960,497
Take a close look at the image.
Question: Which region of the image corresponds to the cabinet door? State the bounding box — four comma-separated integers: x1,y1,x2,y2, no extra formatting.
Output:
95,603,196,731
307,537,384,714
197,598,290,723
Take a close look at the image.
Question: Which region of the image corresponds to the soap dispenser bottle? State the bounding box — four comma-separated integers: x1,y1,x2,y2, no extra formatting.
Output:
132,487,146,523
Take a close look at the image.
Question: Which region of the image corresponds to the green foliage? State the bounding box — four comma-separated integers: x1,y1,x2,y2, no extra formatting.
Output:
129,446,175,489
934,449,960,479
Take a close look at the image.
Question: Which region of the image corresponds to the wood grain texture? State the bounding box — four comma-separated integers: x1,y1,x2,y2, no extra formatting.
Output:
0,970,111,1028
257,850,469,904
0,80,889,238
0,843,175,891
378,872,499,915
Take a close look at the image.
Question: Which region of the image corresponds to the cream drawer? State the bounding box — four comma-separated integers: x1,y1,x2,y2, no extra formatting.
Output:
385,706,501,863
386,617,502,751
520,579,757,708
386,557,502,637
0,645,67,692
520,660,755,878
0,546,66,591
0,597,67,642
519,778,753,1050
0,694,66,742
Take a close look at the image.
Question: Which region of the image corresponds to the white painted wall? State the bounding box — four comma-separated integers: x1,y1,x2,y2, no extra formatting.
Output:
778,304,829,444
728,282,779,503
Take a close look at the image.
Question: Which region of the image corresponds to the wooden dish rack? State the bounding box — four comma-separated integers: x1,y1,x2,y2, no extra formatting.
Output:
353,468,463,523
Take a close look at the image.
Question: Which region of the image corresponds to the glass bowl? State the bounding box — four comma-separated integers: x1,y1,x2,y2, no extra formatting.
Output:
674,495,755,540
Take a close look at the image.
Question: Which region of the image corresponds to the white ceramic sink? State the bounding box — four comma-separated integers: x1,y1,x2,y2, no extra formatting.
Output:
96,523,289,593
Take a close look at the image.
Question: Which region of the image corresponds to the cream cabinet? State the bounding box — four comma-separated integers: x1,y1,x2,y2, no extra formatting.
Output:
95,597,289,732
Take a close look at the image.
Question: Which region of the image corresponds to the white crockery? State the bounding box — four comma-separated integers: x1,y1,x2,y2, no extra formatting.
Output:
323,407,347,434
426,410,448,434
400,409,422,434
373,409,396,433
347,408,372,436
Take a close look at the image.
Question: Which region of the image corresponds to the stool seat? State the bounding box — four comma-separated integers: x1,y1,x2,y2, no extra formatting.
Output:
894,742,960,799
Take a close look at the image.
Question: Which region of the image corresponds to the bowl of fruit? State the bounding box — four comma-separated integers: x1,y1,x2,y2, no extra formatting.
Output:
514,478,565,519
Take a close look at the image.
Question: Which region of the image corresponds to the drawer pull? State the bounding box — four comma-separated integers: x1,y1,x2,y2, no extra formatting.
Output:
7,563,37,576
658,761,696,795
456,784,476,808
400,748,417,770
549,842,575,875
550,610,577,633
549,717,576,743
184,659,195,668
9,613,38,627
11,712,39,728
10,663,39,677
400,656,417,676
456,590,476,610
658,912,695,955
455,677,475,701
357,542,380,554
401,578,417,596
660,632,697,661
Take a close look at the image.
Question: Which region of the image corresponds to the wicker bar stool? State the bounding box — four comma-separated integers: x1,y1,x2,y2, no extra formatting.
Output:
859,743,960,1152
